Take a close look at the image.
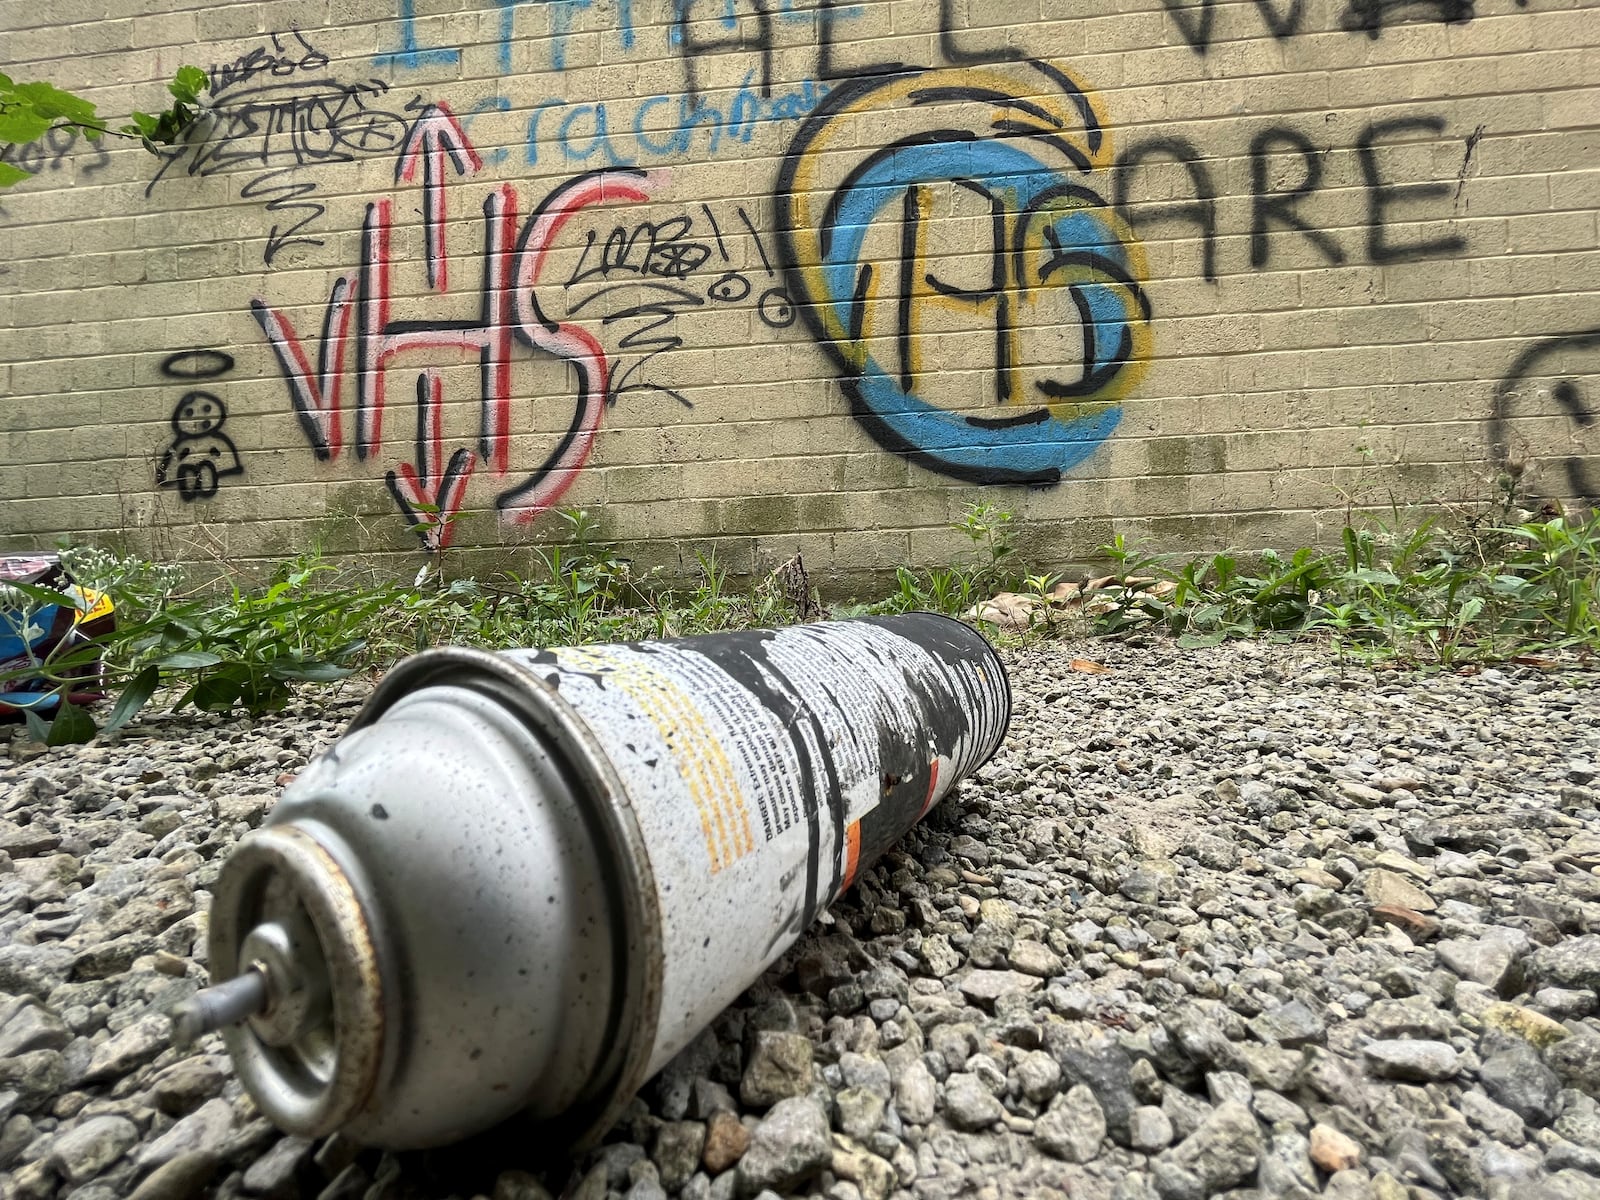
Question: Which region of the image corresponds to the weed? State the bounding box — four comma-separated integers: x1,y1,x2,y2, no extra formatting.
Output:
1088,506,1600,665
9,498,1597,746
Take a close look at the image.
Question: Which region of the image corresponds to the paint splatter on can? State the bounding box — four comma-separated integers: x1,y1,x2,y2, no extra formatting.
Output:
182,614,1009,1150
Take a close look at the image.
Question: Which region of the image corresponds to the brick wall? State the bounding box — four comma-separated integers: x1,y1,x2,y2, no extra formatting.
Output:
2,1,1597,593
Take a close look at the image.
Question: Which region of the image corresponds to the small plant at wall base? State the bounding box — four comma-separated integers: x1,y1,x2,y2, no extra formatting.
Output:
1081,507,1600,665
0,66,208,188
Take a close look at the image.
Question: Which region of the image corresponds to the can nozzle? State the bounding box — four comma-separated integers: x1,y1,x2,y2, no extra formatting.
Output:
171,968,270,1047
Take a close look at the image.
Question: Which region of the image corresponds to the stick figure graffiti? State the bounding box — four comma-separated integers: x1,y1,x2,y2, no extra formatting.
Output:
774,60,1152,486
157,392,243,501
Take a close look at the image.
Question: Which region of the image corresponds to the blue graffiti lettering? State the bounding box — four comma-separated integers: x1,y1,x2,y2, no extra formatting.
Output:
776,64,1153,487
463,96,512,166
527,79,827,167
373,0,462,70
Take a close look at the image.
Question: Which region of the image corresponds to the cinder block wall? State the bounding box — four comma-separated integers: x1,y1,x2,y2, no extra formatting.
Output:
2,1,1597,593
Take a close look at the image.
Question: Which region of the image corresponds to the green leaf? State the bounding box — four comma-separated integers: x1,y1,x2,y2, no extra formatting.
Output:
1177,631,1228,649
123,111,159,139
170,66,209,103
0,578,73,606
266,660,356,683
157,650,223,669
22,705,52,744
101,666,159,735
11,80,100,125
45,699,97,746
0,159,29,187
192,672,243,712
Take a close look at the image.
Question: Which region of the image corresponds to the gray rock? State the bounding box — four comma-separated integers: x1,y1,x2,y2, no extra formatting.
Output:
652,1121,705,1192
1119,868,1165,905
1008,939,1063,978
893,1061,937,1125
833,1087,885,1140
1437,932,1522,991
241,1134,312,1194
127,1150,221,1200
1150,1100,1262,1200
1458,1087,1526,1145
957,969,1043,1006
740,1032,814,1107
1480,1042,1561,1126
48,1114,139,1183
136,1098,235,1168
1554,1090,1600,1148
1546,1138,1600,1176
1248,999,1325,1049
1034,1084,1105,1162
0,1048,66,1110
1361,869,1436,912
1537,987,1598,1019
1480,1142,1543,1181
82,1013,169,1083
1527,936,1600,991
918,934,961,979
1257,1127,1318,1197
0,1002,71,1058
967,921,1013,968
1190,834,1240,871
1361,1039,1460,1081
942,1072,1003,1130
146,1057,228,1116
736,1096,831,1194
1548,1033,1600,1097
1129,1105,1174,1151
1015,1049,1062,1104
838,1052,891,1099
1056,1041,1138,1141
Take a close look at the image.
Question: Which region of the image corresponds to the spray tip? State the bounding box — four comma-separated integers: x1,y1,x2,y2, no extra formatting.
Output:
170,968,270,1048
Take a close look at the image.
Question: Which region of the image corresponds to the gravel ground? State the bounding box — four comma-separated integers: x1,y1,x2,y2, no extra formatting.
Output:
3,636,1600,1200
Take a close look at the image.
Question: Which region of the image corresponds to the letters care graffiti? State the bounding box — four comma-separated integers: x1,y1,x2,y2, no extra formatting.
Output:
1113,116,1470,282
251,104,694,553
148,30,410,265
1490,330,1600,506
155,350,241,501
776,60,1152,486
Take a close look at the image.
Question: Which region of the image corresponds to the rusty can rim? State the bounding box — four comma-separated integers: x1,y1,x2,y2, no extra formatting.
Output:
209,824,385,1137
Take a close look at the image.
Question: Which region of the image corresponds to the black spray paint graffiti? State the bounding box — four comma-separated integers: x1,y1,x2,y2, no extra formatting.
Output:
1159,0,1523,53
1490,330,1600,506
155,350,242,501
0,125,110,207
252,100,712,549
564,204,796,407
776,60,1153,487
147,30,410,265
1113,115,1468,281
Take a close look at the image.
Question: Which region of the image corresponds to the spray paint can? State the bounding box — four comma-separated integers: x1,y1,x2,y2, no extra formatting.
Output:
175,614,1009,1150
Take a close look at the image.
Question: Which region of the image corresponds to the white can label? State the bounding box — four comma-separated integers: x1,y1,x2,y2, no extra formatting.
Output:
503,617,1006,1071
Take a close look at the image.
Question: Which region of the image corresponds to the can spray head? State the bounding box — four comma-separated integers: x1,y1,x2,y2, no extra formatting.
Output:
186,824,386,1138
170,911,334,1047
170,969,269,1047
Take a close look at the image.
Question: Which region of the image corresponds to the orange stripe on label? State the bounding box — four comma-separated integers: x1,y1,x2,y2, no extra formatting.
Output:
917,759,942,819
841,820,862,893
